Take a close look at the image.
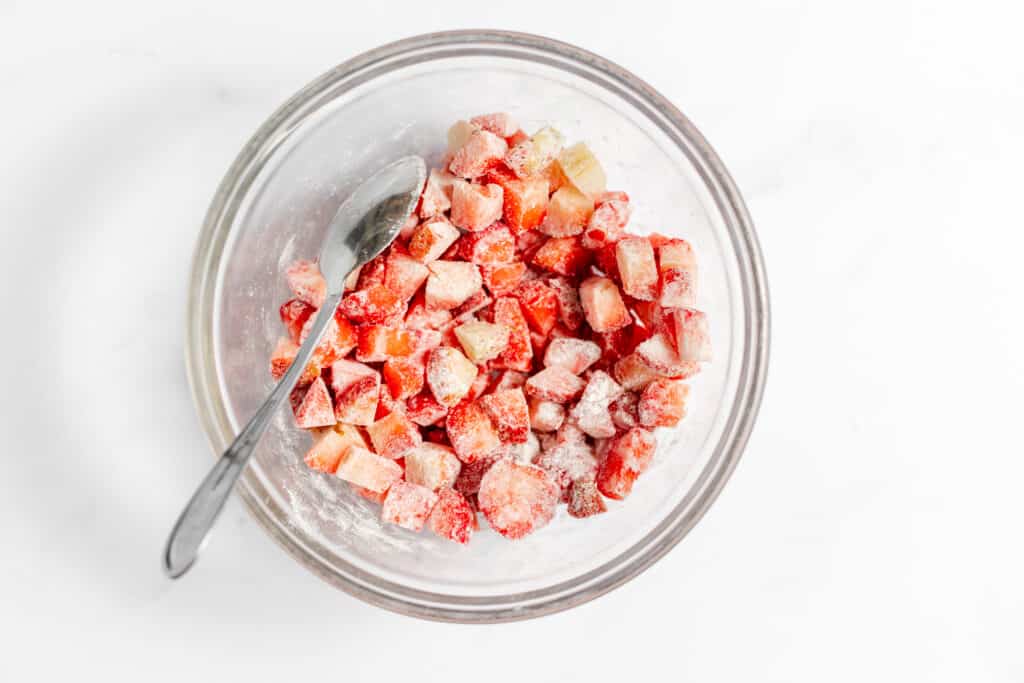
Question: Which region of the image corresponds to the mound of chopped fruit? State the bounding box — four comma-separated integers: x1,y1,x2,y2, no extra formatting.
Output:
270,112,712,544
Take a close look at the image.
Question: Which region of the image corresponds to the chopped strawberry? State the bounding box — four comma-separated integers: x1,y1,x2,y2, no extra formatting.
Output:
459,223,515,264
335,444,404,493
447,119,475,153
569,370,623,438
419,169,456,219
579,276,631,332
490,297,533,372
453,455,497,497
531,236,591,277
405,392,449,427
426,346,478,407
657,238,698,308
491,369,528,392
298,309,358,366
669,307,712,362
303,428,350,474
381,480,439,531
470,112,518,137
340,285,403,325
594,242,620,280
425,260,483,310
464,370,491,403
405,442,462,491
428,487,478,544
528,397,565,432
557,142,607,198
478,459,559,539
595,427,656,500
593,325,643,365
286,259,327,308
446,400,502,464
479,388,530,443
612,352,662,390
330,359,380,426
534,424,597,492
449,129,509,179
269,337,320,385
367,411,422,460
496,176,549,234
616,236,658,301
481,261,527,296
356,253,388,290
505,126,564,179
609,391,640,429
635,332,702,377
638,378,690,428
453,320,510,363
409,217,461,264
525,366,586,403
382,357,425,400
279,298,315,344
352,484,388,505
355,325,416,363
567,478,607,518
515,230,547,262
294,376,336,429
450,181,504,231
546,276,584,331
538,185,593,237
405,290,453,330
512,279,559,335
383,245,430,301
375,386,404,420
582,194,631,249
543,337,602,374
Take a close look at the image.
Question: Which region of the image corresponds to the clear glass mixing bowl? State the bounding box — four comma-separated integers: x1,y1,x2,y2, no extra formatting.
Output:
185,30,770,622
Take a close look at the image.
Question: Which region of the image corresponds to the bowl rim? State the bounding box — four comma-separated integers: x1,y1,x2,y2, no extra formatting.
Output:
185,28,770,623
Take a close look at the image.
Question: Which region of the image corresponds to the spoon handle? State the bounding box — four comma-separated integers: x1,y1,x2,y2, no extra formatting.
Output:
163,289,344,578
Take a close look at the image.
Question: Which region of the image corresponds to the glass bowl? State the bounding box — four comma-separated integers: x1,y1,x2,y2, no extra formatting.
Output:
185,30,770,622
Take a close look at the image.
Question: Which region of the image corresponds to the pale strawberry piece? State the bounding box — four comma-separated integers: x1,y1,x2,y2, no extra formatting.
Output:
303,428,348,474
383,246,430,301
582,195,631,249
496,175,549,234
340,285,403,325
538,185,594,237
419,169,456,218
596,428,656,500
546,276,584,331
470,112,518,137
355,325,416,363
612,352,661,390
286,259,327,308
279,298,315,344
405,442,462,491
557,142,607,198
453,454,498,497
405,291,453,330
405,392,449,427
382,357,425,400
426,346,478,407
579,276,631,332
504,126,564,179
490,297,533,372
428,487,478,544
512,279,559,335
425,260,483,310
269,337,320,385
352,484,388,505
449,129,508,179
408,217,461,264
635,332,703,377
294,376,336,429
479,388,530,444
525,366,586,403
381,480,439,532
531,236,591,277
478,459,560,539
669,307,712,362
657,237,696,271
481,261,527,296
639,378,690,428
567,479,607,518
543,337,602,374
616,236,659,301
534,424,597,491
446,400,502,464
569,370,623,438
367,411,422,460
609,390,640,429
335,444,403,493
506,430,541,464
356,253,387,289
453,320,509,363
330,359,380,426
450,181,504,231
528,397,566,432
458,223,515,264
660,268,698,310
447,119,475,153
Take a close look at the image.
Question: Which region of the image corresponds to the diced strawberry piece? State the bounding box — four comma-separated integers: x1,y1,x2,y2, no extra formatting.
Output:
464,370,490,403
629,299,671,337
286,259,327,308
504,126,564,179
669,307,712,362
657,238,698,308
330,359,380,426
592,325,641,366
352,484,388,505
405,291,453,330
408,217,461,264
579,276,631,332
375,386,404,420
610,391,640,429
470,112,518,137
478,459,559,539
531,236,591,277
481,261,527,296
613,352,661,390
543,337,602,374
582,195,631,249
279,298,315,344
406,392,449,427
355,325,415,363
450,181,504,231
356,253,388,290
335,444,404,493
594,242,620,280
490,297,533,372
303,428,348,474
381,480,439,531
638,378,690,428
428,487,478,544
453,454,498,497
340,285,403,325
419,169,457,219
449,129,509,179
528,397,565,432
635,332,703,377
269,337,320,385
538,185,593,237
546,276,584,331
479,388,529,444
297,309,358,366
657,237,695,270
446,400,502,464
567,478,607,518
405,442,462,491
515,230,546,262
293,376,336,429
425,260,483,310
616,236,658,301
453,320,509,363
569,370,623,438
426,346,478,407
367,411,421,460
595,428,656,500
512,279,559,335
492,369,528,392
557,142,607,198
496,176,549,234
383,246,430,302
534,424,597,491
525,366,586,403
382,357,425,400
459,223,515,264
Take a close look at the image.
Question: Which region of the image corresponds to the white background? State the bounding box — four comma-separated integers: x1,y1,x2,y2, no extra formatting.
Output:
1,1,1022,681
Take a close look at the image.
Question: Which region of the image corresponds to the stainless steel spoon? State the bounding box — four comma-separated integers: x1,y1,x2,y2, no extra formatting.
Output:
163,156,426,579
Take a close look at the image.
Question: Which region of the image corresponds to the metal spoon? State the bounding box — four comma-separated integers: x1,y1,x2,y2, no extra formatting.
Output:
164,156,426,579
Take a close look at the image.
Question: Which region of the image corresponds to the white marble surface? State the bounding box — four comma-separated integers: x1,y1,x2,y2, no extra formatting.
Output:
1,2,1022,681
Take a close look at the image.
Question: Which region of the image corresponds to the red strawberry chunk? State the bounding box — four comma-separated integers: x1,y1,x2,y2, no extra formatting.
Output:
639,378,690,428
593,325,642,365
478,459,559,539
594,242,620,280
419,169,456,219
567,478,607,518
596,428,656,500
294,376,336,429
491,297,533,372
449,129,508,179
383,246,430,301
405,442,462,491
298,309,357,366
428,487,478,544
582,195,631,249
356,325,415,363
382,357,425,400
453,454,498,497
525,366,586,403
286,259,327,308
539,185,593,237
340,285,403,325
459,223,515,264
504,126,564,179
528,397,566,432
381,480,439,532
446,400,502,464
635,332,702,377
612,352,661,390
669,307,713,362
269,337,320,385
543,337,602,374
512,280,559,335
356,253,388,290
481,261,527,296
546,276,584,331
335,444,403,493
303,428,350,474
569,370,623,438
425,260,483,310
479,388,530,444
497,176,549,234
426,346,478,407
515,230,546,262
470,112,518,137
405,392,449,427
450,181,504,231
367,411,422,460
279,298,315,344
531,236,591,277
579,276,631,332
616,236,659,301
610,391,640,429
330,359,380,426
409,217,460,264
